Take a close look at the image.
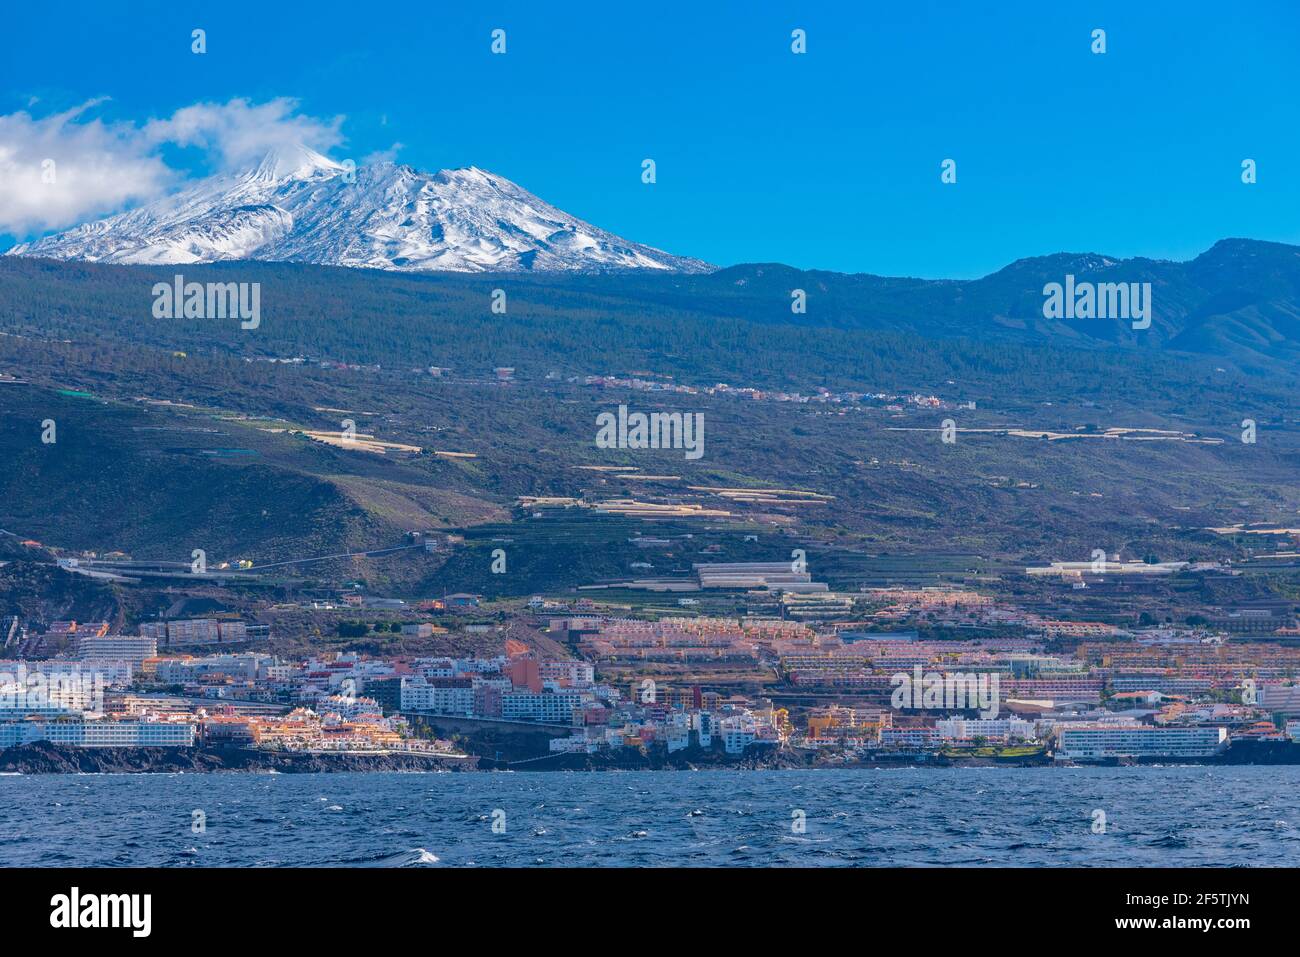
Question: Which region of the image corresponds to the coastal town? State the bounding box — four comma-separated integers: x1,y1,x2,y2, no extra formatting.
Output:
4,555,1300,770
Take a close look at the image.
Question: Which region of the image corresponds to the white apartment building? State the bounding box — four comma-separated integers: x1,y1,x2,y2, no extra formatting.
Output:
721,724,756,754
77,635,158,668
315,693,383,719
1056,725,1228,760
0,672,102,714
549,733,601,754
694,711,714,748
399,677,474,716
540,660,595,685
501,690,583,724
154,653,270,683
717,714,775,754
0,659,131,686
0,718,196,748
880,727,936,747
934,717,1041,742
666,726,691,753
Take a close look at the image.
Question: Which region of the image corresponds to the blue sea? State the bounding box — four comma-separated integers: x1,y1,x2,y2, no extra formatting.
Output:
2,766,1296,867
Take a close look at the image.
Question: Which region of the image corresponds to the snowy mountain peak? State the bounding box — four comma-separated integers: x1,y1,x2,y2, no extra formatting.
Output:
7,148,713,274
437,165,494,181
250,144,348,182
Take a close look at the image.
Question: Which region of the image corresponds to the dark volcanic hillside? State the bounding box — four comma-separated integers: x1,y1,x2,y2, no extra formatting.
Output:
0,252,1296,598
661,239,1300,371
4,238,1298,374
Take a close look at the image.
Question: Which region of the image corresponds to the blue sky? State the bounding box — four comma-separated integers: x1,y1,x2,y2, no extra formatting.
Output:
2,0,1298,277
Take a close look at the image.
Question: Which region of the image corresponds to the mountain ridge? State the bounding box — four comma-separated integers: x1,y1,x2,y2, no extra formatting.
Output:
688,238,1300,371
3,237,1300,375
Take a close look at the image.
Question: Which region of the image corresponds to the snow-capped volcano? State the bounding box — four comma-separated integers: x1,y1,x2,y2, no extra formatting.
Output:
7,145,713,274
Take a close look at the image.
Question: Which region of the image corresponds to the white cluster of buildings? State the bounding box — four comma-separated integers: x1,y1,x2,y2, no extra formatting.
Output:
0,662,195,749
399,654,609,725
933,716,1045,743
870,717,1229,760
548,705,783,756
396,653,787,757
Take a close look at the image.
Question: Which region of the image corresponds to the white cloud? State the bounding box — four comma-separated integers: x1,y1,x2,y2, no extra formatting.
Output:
0,98,346,236
143,97,344,170
362,142,405,165
0,100,174,234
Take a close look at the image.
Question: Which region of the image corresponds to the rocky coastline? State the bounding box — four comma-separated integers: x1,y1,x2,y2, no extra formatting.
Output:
0,741,471,774
5,737,1297,774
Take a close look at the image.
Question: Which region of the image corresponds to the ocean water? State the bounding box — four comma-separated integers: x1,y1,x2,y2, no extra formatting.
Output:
1,765,1296,867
